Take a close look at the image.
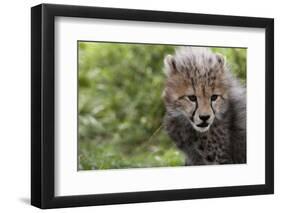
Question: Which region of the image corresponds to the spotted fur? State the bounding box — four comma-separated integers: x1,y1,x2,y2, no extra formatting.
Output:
163,47,246,165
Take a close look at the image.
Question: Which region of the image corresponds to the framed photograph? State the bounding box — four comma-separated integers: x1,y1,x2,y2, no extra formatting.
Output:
31,3,274,209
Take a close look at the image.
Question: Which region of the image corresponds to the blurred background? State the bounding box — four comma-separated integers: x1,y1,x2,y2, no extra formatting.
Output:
78,42,246,170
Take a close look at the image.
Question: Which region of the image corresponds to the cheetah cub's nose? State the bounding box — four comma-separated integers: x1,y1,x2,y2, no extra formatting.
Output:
199,115,210,122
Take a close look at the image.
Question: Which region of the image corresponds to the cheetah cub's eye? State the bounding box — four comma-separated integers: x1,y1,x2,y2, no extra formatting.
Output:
211,95,218,101
188,95,197,102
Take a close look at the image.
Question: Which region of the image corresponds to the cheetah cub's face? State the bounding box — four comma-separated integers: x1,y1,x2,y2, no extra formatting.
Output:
163,47,229,133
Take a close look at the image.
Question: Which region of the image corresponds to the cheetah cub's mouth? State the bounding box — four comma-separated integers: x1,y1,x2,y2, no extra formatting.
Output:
193,122,211,132
197,122,209,128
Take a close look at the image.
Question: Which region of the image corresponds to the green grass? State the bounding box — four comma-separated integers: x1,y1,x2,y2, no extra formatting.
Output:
79,129,185,170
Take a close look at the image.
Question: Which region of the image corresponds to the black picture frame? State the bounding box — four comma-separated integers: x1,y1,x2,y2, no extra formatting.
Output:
31,3,274,209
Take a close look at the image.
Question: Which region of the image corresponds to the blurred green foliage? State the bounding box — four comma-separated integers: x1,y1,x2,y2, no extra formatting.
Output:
78,42,246,170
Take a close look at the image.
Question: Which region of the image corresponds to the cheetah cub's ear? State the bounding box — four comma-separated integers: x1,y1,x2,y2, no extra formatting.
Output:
164,54,177,77
215,53,226,69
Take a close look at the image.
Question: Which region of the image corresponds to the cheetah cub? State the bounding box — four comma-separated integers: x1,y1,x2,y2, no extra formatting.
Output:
163,47,246,165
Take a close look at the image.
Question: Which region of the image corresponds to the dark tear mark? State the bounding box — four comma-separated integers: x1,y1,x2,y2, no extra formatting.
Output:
210,101,215,115
191,100,198,122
